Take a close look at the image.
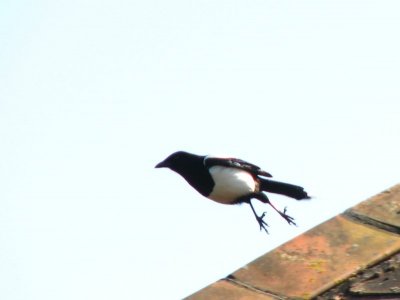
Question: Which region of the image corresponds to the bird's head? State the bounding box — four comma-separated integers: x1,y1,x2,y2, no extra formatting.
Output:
155,151,194,171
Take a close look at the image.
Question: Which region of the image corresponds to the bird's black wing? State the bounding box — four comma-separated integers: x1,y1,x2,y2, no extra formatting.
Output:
204,156,272,177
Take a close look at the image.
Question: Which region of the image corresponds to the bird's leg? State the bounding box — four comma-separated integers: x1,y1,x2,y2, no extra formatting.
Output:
255,193,297,226
237,194,269,233
248,200,269,234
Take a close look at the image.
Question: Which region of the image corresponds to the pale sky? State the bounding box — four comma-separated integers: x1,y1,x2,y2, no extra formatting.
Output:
1,1,400,299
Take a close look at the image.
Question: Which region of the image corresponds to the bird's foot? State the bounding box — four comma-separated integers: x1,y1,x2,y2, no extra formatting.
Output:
256,211,269,234
279,207,297,226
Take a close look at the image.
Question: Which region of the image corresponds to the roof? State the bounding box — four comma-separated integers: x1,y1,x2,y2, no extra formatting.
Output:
185,184,400,299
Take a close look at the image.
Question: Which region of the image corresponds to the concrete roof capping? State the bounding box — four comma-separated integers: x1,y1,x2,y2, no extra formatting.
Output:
185,184,400,300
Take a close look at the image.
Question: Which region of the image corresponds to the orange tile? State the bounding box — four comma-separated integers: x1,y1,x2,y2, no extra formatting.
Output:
349,184,400,228
185,280,278,300
231,215,400,299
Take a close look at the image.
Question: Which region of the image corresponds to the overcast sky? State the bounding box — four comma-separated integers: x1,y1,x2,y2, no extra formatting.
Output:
1,1,400,299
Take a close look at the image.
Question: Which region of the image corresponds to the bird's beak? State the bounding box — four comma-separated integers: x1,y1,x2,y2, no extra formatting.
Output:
155,160,168,168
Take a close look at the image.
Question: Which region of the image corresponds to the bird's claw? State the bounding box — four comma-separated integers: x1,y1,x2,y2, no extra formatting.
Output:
257,211,269,234
280,207,297,226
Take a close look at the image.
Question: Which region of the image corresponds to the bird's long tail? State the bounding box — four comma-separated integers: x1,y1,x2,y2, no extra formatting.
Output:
259,178,310,200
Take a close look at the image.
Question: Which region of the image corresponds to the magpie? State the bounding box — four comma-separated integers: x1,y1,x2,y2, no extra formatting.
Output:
155,151,310,233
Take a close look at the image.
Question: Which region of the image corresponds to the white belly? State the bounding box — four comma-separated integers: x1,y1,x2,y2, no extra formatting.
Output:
207,166,256,204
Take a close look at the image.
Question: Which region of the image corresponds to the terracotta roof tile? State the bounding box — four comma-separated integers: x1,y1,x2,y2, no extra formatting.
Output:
231,215,400,299
186,184,400,299
347,184,400,231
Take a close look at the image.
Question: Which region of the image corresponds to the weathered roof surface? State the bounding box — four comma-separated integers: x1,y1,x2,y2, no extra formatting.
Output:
185,184,400,300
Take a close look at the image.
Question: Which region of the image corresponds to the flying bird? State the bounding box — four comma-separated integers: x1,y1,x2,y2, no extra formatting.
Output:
155,151,310,233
